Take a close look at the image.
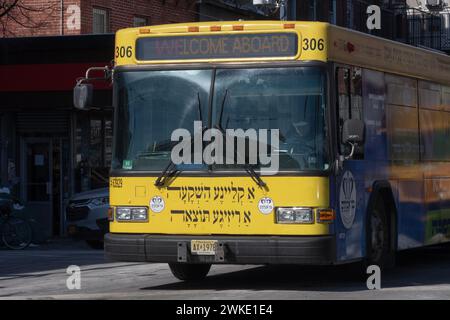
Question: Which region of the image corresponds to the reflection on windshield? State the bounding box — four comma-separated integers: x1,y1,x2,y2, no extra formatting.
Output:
113,67,328,172
212,67,328,171
113,70,212,171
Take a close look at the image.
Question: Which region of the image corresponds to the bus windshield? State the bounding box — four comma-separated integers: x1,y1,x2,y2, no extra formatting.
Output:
113,66,329,172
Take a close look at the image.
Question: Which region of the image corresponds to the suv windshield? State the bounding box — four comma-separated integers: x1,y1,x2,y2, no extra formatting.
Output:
113,66,329,172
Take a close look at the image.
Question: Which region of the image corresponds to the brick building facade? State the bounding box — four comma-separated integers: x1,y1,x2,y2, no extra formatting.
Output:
1,0,198,37
0,0,267,241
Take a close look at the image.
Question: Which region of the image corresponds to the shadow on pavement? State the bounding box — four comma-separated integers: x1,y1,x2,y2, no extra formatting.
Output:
141,244,450,292
0,238,107,277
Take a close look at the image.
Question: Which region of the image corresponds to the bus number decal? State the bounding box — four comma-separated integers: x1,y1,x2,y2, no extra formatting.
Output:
302,38,324,51
115,46,133,58
110,178,123,188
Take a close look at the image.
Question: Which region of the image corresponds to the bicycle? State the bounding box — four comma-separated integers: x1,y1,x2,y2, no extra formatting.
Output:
0,195,32,250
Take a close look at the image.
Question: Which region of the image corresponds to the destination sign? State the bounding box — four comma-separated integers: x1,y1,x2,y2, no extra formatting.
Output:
135,33,299,60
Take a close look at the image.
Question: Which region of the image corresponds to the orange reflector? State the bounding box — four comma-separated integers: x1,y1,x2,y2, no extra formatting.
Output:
139,28,150,34
233,25,244,31
188,26,199,32
108,207,114,221
283,23,295,29
317,209,335,222
210,25,221,31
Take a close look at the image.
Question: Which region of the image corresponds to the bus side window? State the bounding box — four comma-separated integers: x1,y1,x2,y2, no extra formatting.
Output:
336,66,364,159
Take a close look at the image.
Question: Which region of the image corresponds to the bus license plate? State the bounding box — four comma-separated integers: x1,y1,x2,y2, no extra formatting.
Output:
190,240,217,255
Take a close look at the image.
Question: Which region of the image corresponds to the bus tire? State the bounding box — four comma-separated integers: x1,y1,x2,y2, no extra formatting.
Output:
366,193,392,270
168,263,211,281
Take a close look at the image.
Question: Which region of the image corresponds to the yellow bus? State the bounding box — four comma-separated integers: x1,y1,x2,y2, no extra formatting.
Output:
75,21,450,281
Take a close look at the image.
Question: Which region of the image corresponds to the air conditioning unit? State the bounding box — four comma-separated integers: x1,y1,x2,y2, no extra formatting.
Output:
426,0,445,10
406,0,423,9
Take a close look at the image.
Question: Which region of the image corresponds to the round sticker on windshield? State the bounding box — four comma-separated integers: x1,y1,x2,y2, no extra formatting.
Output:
150,196,165,213
258,197,274,215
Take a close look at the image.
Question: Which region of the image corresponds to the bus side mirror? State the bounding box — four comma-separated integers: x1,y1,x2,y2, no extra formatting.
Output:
342,119,365,160
73,83,93,110
342,119,365,144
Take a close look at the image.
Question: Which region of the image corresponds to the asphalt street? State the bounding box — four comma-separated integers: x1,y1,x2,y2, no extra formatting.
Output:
1,240,450,299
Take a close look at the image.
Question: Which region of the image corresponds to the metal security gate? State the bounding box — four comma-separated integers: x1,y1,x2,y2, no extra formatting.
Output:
16,111,69,134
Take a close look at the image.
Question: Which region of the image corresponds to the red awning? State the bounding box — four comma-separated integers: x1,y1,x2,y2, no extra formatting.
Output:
0,62,111,92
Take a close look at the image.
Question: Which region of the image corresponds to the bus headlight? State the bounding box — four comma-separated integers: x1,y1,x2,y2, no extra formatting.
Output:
116,208,131,221
131,207,148,221
116,207,148,222
276,207,314,224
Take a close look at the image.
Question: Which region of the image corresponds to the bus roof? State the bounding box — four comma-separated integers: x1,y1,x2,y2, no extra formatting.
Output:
115,20,450,85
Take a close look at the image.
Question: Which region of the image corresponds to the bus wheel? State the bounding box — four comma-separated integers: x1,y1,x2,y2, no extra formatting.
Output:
367,196,390,269
168,263,211,281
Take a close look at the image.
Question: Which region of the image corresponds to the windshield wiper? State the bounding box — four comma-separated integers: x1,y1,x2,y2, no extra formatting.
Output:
245,165,267,188
214,89,267,188
197,92,203,124
154,160,177,187
216,89,228,131
154,92,203,187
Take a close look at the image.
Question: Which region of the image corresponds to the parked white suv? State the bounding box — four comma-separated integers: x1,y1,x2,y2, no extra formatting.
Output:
66,188,109,249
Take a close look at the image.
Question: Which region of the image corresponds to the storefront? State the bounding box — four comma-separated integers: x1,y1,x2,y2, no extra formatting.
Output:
0,34,114,239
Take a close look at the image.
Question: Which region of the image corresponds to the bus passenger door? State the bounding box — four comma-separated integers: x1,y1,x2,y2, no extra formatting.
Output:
334,66,366,262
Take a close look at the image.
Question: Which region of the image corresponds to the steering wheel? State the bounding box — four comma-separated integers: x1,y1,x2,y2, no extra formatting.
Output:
279,142,316,169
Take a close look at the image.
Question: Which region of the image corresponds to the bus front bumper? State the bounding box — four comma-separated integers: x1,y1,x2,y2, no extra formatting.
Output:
104,233,335,265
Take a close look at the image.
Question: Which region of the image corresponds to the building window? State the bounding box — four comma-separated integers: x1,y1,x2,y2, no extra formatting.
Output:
93,7,109,34
74,112,113,192
347,0,353,29
133,16,148,27
308,0,317,21
329,0,337,24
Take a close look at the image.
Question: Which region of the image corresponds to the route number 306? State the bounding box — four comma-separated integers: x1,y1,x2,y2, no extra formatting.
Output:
302,38,325,51
115,46,133,58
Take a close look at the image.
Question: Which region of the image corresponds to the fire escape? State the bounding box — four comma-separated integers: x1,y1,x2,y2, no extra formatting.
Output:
350,0,450,53
403,0,450,53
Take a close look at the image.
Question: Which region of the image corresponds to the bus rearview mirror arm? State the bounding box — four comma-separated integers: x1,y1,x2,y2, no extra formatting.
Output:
334,156,344,175
342,119,365,159
334,119,365,173
334,142,357,175
73,65,112,110
344,142,356,160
